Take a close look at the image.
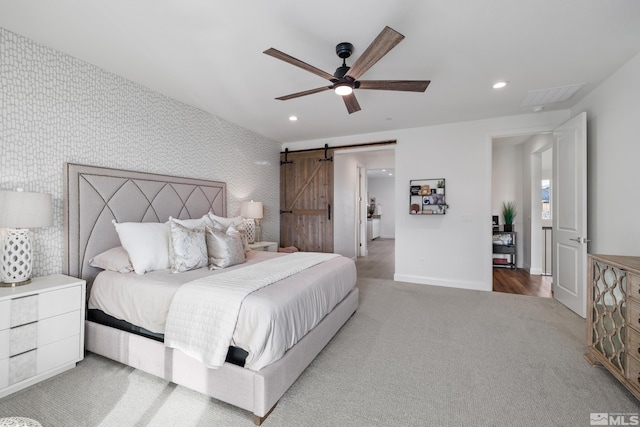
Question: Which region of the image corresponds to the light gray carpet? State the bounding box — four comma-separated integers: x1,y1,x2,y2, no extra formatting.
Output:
1,278,638,426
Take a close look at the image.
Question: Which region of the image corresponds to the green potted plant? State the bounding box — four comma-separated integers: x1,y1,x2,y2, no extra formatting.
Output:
436,180,445,194
502,201,516,232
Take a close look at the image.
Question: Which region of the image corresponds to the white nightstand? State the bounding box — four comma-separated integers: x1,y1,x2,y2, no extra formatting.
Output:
0,274,86,398
249,241,278,252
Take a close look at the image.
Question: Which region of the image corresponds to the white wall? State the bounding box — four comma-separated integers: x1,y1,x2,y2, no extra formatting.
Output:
284,110,569,291
0,29,281,277
571,51,640,256
368,177,395,238
522,134,553,274
284,48,640,290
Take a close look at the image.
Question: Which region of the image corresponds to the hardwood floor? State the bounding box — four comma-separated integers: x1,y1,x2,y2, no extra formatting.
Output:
492,268,552,298
357,238,552,299
356,238,395,280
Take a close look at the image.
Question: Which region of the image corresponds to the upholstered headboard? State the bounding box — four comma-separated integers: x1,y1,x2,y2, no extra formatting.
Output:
63,163,226,285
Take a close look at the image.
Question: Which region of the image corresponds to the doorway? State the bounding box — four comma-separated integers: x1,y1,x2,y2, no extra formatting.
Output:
491,133,553,297
490,113,588,317
333,146,395,267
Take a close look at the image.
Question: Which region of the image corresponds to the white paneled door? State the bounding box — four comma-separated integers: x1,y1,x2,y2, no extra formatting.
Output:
552,112,588,318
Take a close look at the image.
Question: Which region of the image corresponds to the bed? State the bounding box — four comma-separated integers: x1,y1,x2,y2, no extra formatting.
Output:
62,163,359,425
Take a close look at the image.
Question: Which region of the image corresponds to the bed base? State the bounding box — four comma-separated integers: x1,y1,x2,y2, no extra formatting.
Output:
85,287,358,424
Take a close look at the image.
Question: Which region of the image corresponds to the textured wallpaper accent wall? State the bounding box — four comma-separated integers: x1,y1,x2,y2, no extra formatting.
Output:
0,28,280,277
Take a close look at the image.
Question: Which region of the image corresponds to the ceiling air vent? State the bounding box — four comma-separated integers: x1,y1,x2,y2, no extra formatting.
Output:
521,83,585,107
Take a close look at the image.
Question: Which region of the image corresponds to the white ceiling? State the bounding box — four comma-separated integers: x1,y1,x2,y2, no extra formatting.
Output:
1,1,640,144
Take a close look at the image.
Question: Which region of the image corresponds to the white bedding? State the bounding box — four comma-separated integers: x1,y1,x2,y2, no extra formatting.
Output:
88,251,356,370
165,252,340,369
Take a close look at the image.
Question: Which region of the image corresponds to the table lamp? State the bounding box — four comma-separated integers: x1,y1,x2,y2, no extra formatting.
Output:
0,189,53,286
241,200,263,244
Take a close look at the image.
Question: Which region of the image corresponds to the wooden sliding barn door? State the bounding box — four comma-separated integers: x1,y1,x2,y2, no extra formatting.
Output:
280,148,334,253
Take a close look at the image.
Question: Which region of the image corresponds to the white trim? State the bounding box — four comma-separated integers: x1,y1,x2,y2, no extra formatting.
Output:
393,274,486,291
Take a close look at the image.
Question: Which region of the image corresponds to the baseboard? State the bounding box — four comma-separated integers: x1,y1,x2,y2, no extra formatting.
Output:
393,274,490,292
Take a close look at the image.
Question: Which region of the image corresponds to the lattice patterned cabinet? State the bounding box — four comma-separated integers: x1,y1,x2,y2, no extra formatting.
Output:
585,254,640,400
0,274,85,398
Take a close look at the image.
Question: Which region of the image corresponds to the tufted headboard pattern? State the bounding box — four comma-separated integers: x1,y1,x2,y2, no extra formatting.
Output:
63,163,226,285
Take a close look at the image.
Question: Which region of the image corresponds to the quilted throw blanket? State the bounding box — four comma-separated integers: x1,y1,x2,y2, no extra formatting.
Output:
164,252,340,368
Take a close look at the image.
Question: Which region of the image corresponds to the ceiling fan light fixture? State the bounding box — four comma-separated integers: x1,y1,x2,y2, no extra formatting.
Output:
334,83,353,96
493,81,509,89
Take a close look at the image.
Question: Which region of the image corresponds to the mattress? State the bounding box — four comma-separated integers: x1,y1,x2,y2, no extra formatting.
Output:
88,250,356,370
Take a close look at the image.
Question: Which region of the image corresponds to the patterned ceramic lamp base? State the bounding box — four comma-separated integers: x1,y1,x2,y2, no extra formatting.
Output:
244,218,256,243
1,228,33,286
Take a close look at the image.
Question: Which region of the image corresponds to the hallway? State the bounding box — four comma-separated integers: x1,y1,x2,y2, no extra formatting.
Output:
357,238,551,298
355,238,394,280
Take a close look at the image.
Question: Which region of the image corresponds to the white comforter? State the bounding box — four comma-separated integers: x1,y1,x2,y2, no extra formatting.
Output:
164,252,339,368
88,251,356,370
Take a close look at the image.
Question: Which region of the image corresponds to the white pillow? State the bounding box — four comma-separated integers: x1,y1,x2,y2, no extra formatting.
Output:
113,221,171,275
205,224,246,269
89,246,132,273
168,218,208,273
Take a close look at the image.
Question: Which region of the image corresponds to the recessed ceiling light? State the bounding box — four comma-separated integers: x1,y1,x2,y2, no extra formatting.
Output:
382,169,386,172
493,81,509,89
289,115,298,121
532,106,544,112
389,173,393,176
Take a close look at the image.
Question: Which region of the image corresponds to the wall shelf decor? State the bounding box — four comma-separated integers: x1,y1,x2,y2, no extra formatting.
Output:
409,178,447,215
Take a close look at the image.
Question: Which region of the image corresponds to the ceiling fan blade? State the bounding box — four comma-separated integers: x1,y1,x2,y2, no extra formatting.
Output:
358,80,431,92
342,92,361,114
345,26,405,80
264,48,335,81
276,86,332,101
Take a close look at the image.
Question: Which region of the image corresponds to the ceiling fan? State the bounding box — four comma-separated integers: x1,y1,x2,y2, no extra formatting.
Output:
264,26,431,114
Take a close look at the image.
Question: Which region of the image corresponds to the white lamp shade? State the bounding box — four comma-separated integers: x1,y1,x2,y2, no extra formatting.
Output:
241,200,263,219
0,190,53,228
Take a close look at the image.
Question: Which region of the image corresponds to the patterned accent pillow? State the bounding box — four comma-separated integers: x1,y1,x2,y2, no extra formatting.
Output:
170,214,213,230
208,213,250,252
205,223,246,269
168,218,208,273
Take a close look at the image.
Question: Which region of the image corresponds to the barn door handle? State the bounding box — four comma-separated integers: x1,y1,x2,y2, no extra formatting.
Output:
327,204,331,220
